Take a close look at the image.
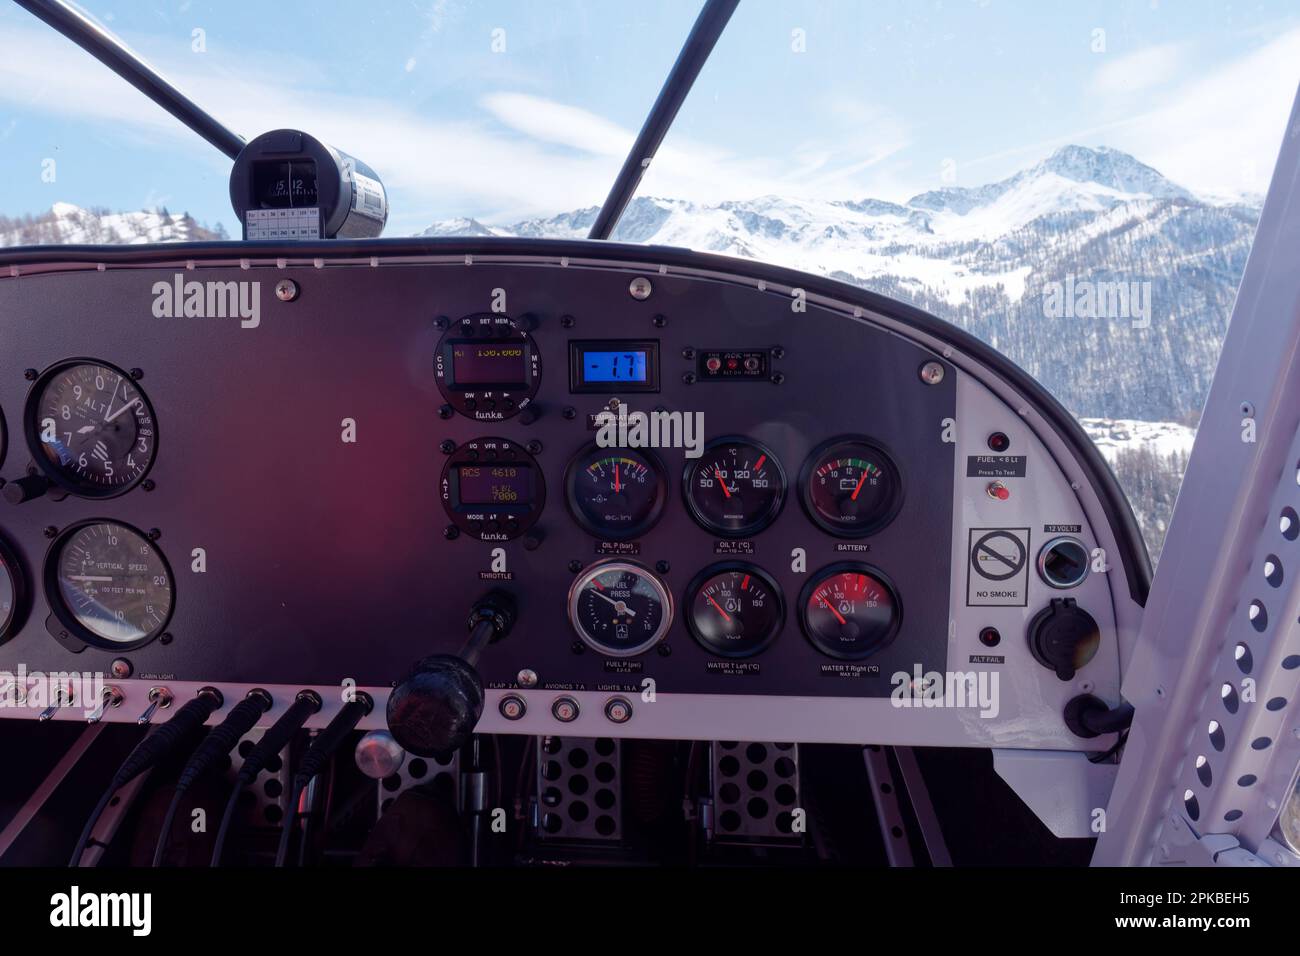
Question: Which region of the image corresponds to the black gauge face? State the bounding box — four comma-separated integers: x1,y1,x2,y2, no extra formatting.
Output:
800,564,901,660
0,404,7,471
434,313,541,421
565,443,668,540
683,438,786,537
0,538,22,641
568,560,672,657
685,563,784,658
47,521,174,648
440,437,545,541
800,438,902,537
27,361,157,498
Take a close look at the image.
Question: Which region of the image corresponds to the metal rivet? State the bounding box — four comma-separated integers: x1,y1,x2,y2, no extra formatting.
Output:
629,277,653,300
919,361,945,385
275,279,299,302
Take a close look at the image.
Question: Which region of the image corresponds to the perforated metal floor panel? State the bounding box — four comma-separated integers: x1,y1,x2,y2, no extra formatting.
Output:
707,741,802,844
534,736,622,841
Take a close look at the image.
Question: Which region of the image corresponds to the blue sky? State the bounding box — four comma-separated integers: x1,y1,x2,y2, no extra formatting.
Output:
1,0,1298,236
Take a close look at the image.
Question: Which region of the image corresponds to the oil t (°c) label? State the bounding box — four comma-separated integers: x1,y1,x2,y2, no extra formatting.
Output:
967,528,1030,606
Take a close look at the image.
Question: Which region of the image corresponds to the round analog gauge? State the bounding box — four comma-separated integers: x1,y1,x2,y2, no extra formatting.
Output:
685,562,784,658
683,437,786,537
800,437,902,538
46,521,174,649
26,360,157,498
439,437,544,541
0,537,25,642
564,443,668,540
799,563,901,660
567,560,672,657
434,313,541,421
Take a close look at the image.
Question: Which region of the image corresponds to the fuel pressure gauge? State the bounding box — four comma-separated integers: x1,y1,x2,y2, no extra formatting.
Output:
568,560,672,657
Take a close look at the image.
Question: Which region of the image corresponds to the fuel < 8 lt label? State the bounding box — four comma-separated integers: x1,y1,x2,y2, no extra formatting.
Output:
967,528,1030,606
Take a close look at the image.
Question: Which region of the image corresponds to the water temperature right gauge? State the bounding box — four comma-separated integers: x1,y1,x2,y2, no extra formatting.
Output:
799,563,902,660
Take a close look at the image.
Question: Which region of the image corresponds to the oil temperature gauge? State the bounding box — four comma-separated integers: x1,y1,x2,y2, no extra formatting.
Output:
683,437,786,537
568,560,672,657
800,437,902,538
685,562,784,658
799,563,901,660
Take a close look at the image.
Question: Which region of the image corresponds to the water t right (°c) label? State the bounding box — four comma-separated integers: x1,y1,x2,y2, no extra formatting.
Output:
967,528,1030,606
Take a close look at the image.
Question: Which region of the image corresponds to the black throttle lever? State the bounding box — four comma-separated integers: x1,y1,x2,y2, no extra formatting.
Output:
386,589,517,757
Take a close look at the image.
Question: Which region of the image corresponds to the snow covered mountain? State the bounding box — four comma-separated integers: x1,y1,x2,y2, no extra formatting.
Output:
0,202,225,246
424,145,1260,429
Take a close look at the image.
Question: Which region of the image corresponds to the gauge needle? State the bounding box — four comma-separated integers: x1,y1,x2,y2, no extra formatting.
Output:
67,575,113,582
849,470,869,501
707,596,732,621
714,469,732,498
591,588,636,617
104,398,141,423
822,596,848,625
614,463,621,493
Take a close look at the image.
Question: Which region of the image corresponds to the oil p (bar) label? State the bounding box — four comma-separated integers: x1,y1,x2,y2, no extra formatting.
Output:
967,528,1030,606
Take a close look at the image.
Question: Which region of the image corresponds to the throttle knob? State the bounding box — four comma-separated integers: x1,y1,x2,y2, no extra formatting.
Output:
386,654,485,757
1026,597,1100,681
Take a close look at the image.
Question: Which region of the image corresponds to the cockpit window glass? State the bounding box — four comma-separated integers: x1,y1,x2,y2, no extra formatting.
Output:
3,1,1297,561
0,0,697,239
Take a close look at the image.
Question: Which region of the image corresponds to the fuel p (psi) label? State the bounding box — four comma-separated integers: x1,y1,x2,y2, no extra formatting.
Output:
967,528,1030,606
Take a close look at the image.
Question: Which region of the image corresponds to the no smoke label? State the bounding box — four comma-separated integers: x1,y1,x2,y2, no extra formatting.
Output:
967,528,1030,606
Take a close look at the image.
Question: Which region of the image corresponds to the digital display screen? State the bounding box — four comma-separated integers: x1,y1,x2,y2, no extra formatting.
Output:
251,159,319,209
581,350,649,383
456,465,533,506
569,340,660,393
449,342,528,387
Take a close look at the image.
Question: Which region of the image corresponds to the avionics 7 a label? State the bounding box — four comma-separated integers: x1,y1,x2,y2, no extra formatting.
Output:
967,528,1030,606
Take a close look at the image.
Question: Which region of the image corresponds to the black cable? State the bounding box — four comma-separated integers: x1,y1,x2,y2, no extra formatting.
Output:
151,689,273,867
275,694,373,867
68,687,224,867
210,690,322,867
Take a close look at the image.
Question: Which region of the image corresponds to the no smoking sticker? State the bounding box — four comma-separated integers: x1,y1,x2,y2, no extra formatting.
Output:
967,528,1030,606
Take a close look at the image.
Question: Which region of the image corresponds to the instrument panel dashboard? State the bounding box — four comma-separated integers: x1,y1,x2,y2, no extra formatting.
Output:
0,239,1148,750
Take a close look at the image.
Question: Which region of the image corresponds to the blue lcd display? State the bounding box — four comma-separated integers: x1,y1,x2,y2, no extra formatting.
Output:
583,350,648,383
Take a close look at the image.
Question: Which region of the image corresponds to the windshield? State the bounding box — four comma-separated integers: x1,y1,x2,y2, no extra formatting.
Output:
3,0,1298,562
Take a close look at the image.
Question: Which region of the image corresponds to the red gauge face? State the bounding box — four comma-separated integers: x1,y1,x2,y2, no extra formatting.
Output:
800,565,900,659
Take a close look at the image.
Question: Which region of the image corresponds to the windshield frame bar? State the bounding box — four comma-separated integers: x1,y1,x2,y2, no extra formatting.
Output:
14,0,246,160
586,0,739,240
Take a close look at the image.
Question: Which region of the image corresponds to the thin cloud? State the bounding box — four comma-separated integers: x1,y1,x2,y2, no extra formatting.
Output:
1090,43,1187,97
